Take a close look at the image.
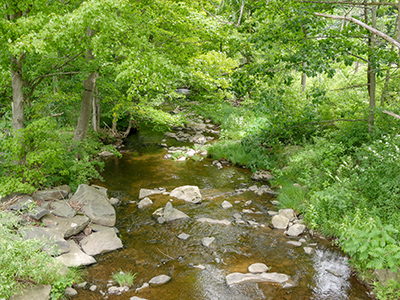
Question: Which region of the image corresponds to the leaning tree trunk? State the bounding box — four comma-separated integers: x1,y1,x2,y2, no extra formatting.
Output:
366,4,377,132
11,54,25,130
73,72,98,141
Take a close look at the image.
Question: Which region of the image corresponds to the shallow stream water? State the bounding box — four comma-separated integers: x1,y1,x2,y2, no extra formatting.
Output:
73,128,372,300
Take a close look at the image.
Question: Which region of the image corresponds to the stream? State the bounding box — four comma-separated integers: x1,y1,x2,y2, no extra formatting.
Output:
73,126,372,300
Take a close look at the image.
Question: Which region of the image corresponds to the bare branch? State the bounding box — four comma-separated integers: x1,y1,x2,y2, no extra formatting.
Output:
236,1,245,27
299,1,397,7
315,13,400,54
202,7,234,25
383,110,400,120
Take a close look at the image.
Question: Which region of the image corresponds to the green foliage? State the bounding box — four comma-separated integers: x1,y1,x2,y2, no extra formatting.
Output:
0,211,81,299
111,270,136,287
374,279,400,300
277,183,307,213
50,268,83,300
0,117,104,195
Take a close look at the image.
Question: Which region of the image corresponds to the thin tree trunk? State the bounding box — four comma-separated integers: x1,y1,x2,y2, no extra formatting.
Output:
92,88,100,132
73,72,98,141
354,61,359,73
301,62,307,92
366,4,377,132
10,54,25,130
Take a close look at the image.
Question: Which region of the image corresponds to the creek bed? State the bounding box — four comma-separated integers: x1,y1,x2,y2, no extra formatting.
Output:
73,128,372,300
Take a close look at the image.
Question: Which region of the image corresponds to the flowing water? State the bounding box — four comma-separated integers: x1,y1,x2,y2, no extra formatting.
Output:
73,128,372,300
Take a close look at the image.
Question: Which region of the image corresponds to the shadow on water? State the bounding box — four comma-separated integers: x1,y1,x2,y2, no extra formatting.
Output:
73,127,372,300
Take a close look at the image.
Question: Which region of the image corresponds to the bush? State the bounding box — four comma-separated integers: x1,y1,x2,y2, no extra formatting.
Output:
0,117,107,195
0,211,81,299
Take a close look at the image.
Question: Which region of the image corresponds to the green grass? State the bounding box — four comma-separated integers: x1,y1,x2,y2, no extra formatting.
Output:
277,182,307,214
112,270,137,287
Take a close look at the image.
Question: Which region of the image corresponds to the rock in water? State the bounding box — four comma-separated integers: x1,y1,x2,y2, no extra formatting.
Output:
69,184,116,226
163,202,190,222
248,263,269,274
251,170,274,182
149,275,171,285
170,185,202,204
80,228,123,256
202,237,215,247
271,215,289,229
286,224,306,236
279,209,296,221
57,240,96,267
226,272,289,285
138,197,153,209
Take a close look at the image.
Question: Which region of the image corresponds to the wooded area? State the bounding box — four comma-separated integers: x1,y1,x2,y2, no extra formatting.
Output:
1,0,400,298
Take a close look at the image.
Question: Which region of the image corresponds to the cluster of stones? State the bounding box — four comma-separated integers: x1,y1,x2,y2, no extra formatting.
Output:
8,184,122,299
270,208,315,255
162,118,218,162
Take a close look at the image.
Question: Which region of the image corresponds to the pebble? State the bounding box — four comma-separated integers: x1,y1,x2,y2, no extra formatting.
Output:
287,241,302,247
221,200,233,209
202,237,216,247
149,274,171,285
135,283,149,292
89,285,97,291
248,263,269,273
178,233,191,240
304,247,314,255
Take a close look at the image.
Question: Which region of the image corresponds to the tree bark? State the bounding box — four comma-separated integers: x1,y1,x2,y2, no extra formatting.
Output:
73,72,98,141
301,61,307,92
92,87,100,132
10,54,25,130
367,4,377,132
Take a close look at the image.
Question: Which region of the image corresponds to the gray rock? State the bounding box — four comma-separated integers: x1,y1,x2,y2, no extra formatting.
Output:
21,227,69,255
80,228,123,256
89,285,97,291
75,282,87,288
248,220,259,227
90,224,119,233
279,209,296,221
32,185,71,201
109,197,120,205
163,202,190,222
286,224,306,237
304,247,314,255
69,184,116,226
226,272,289,285
138,188,165,199
8,196,34,211
271,200,280,206
135,283,149,292
326,269,342,277
221,201,233,209
242,209,254,214
287,241,302,247
233,213,242,219
42,214,90,238
248,263,269,274
251,170,274,182
130,297,149,300
176,156,186,161
138,197,153,209
178,233,191,240
170,185,202,204
194,264,206,270
248,185,258,192
299,238,307,243
10,285,51,300
197,218,231,226
108,286,129,295
50,201,76,218
149,274,171,286
157,217,166,224
202,237,215,247
65,287,78,296
267,211,278,216
271,215,289,229
57,240,96,267
373,269,399,286
189,133,207,144
28,206,49,220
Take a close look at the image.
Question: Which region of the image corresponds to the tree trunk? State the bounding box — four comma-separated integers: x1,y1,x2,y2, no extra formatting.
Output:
92,88,100,132
73,72,98,141
366,4,377,132
301,61,307,92
10,54,25,130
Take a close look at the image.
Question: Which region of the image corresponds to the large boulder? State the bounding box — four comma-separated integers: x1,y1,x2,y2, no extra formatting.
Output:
50,200,76,218
69,184,116,226
80,228,123,256
57,240,96,267
10,285,51,300
163,202,190,222
21,227,69,255
279,209,296,221
41,214,90,238
170,186,202,204
226,272,289,285
32,185,71,201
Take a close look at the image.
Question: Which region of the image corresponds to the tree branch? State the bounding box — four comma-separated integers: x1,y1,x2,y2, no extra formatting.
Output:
202,7,233,25
300,1,397,7
383,110,400,120
315,13,400,54
235,1,245,27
